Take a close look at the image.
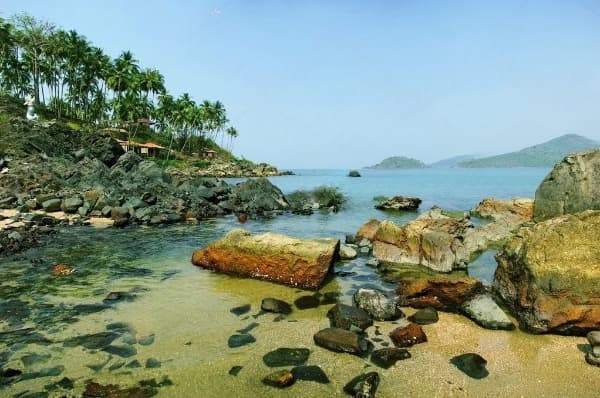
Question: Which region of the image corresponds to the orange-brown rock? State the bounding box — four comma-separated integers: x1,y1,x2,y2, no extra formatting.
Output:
396,275,484,311
494,210,600,335
389,323,427,347
191,229,339,290
471,198,534,222
356,219,380,241
51,263,75,276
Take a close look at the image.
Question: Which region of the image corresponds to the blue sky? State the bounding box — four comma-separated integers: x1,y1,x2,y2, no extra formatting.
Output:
3,1,600,168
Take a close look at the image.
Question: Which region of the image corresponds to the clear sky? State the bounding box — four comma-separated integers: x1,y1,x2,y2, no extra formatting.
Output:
3,1,600,168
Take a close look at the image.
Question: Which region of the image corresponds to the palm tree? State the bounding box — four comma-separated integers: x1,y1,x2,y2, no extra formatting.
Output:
226,126,238,152
12,13,55,104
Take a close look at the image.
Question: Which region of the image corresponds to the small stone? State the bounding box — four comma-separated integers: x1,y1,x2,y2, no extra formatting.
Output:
450,353,489,379
230,304,251,316
408,307,439,325
370,348,411,369
343,372,380,398
125,360,142,368
228,333,256,348
313,327,368,355
340,244,358,260
263,348,310,367
587,331,600,347
365,258,379,268
262,369,295,388
51,264,75,276
261,298,292,314
585,349,600,367
2,368,22,378
7,231,23,242
327,303,373,331
102,344,137,358
353,288,403,321
229,365,243,376
389,323,427,347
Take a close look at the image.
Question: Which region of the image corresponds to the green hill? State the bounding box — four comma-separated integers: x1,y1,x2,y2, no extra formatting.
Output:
457,134,599,168
429,154,478,168
366,156,428,169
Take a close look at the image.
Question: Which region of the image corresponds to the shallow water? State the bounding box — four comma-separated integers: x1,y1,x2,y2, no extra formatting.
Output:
2,168,599,397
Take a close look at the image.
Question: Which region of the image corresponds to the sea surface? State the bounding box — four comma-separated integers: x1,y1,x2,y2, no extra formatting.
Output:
3,167,599,397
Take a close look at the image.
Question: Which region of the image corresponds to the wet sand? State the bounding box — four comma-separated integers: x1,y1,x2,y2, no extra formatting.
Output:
3,263,598,397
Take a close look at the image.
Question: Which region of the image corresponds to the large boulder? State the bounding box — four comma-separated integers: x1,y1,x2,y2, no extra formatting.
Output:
191,229,340,289
371,210,471,272
533,150,600,222
494,210,600,335
226,178,289,216
87,136,125,167
471,198,534,221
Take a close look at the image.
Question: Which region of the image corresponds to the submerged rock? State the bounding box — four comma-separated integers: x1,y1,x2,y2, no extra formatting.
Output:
327,303,373,331
294,295,320,310
228,366,243,376
230,304,251,316
494,211,600,334
313,328,368,355
51,263,75,276
227,334,256,348
191,229,340,289
82,381,157,398
263,348,310,367
450,353,489,379
353,288,403,321
343,372,380,398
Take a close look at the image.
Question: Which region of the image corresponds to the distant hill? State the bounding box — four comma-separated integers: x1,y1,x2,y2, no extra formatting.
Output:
429,155,478,168
457,134,599,168
366,156,428,169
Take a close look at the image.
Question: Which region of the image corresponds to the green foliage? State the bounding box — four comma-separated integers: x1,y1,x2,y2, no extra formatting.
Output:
0,13,240,157
373,195,388,203
193,160,211,168
311,186,347,208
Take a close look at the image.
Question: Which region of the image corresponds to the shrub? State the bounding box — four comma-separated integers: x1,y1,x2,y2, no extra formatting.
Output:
312,186,346,209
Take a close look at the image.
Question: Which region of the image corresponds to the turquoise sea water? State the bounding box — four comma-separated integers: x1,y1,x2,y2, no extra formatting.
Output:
6,167,583,398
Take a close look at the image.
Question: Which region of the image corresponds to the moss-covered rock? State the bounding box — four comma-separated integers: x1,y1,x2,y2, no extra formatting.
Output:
494,210,600,335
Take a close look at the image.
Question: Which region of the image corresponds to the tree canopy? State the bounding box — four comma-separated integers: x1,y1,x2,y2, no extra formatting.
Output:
0,13,238,154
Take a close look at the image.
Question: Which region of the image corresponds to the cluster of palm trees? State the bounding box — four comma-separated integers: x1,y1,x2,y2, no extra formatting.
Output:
0,13,239,153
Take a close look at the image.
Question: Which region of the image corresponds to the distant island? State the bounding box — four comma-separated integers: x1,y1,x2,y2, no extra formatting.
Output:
429,155,478,168
457,134,598,168
366,156,428,169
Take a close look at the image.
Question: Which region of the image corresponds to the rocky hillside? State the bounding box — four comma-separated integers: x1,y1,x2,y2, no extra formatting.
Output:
366,156,428,169
457,134,599,168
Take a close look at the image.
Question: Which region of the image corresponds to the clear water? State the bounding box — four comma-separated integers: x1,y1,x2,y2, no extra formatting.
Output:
3,167,599,397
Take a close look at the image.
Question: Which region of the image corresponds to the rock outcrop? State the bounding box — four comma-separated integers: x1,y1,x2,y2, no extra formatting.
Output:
533,150,600,222
371,210,471,272
494,210,600,335
191,229,340,289
375,196,422,211
360,200,533,273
